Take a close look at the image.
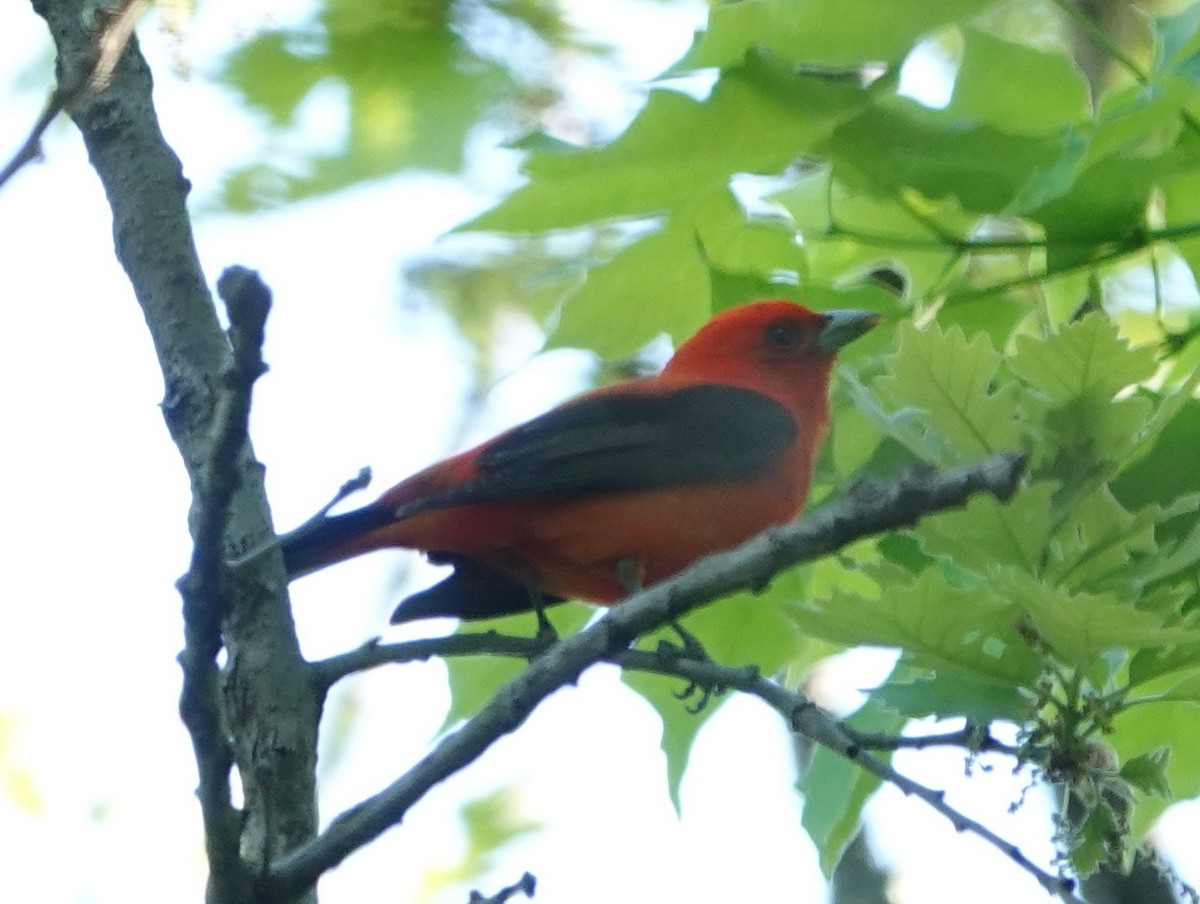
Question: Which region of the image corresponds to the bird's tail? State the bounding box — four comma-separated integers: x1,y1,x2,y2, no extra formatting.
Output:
390,558,565,624
280,506,396,579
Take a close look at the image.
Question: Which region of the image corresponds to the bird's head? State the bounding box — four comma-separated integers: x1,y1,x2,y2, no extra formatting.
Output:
662,300,880,395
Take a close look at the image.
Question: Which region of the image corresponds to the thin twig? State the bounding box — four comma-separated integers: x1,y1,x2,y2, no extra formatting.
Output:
843,723,1020,756
819,209,1198,310
946,237,1146,303
469,872,537,904
261,452,1028,899
312,632,550,693
612,651,1078,902
753,678,1081,903
0,0,144,190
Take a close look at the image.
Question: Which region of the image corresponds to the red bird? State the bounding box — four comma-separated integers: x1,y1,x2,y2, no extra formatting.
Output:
282,301,879,623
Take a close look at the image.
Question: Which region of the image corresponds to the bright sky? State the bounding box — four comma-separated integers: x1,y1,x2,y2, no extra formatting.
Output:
2,2,1198,903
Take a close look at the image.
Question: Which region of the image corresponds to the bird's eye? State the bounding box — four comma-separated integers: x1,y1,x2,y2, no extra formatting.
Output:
765,320,804,350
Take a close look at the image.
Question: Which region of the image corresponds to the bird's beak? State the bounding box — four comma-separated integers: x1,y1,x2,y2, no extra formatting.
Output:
816,309,882,353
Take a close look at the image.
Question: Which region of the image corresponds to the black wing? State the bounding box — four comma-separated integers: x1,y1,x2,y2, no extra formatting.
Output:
394,382,797,517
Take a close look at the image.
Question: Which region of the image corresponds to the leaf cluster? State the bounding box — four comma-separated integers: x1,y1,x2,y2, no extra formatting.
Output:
213,0,594,208
428,0,1200,881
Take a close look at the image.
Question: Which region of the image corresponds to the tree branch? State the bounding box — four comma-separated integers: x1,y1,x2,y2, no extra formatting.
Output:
750,675,1080,903
176,267,271,901
613,650,1079,902
263,451,1027,899
312,620,1070,902
29,4,318,900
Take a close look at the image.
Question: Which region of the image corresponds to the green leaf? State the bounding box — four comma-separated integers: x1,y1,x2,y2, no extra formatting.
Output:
937,294,1032,349
840,369,949,462
683,588,807,670
702,226,812,314
1087,79,1193,165
678,0,1000,69
917,480,1055,576
1044,485,1157,591
620,668,722,816
1130,638,1200,688
994,567,1200,672
1112,701,1200,838
786,568,1041,690
772,174,970,296
706,263,788,315
1009,313,1157,404
1154,1,1200,76
547,219,712,357
1033,76,1198,268
218,26,499,208
876,320,1027,463
1070,797,1123,878
872,668,1030,722
822,97,1087,215
827,402,884,481
1046,487,1200,598
800,699,902,876
464,56,868,234
455,788,543,879
547,187,865,358
1113,398,1200,541
1162,167,1200,280
1132,667,1200,701
1038,392,1155,489
1119,747,1172,798
1132,366,1200,475
948,28,1090,134
1126,514,1200,600
444,654,525,731
1032,156,1169,271
804,538,886,599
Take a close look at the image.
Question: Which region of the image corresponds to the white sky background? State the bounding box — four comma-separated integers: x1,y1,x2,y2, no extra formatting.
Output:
2,2,1199,902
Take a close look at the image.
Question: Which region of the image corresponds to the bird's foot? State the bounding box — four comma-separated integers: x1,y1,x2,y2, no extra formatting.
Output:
533,604,559,647
668,619,707,660
654,620,724,714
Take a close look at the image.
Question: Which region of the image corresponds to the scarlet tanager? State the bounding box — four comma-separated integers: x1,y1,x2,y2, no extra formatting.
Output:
281,301,879,623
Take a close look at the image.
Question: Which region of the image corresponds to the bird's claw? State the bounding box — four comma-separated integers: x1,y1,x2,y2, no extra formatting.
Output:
677,679,725,714
654,622,725,713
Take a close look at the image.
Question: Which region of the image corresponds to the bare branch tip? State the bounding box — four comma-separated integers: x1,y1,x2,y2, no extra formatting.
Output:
309,467,373,522
217,265,272,337
994,450,1030,499
340,466,374,498
469,872,537,904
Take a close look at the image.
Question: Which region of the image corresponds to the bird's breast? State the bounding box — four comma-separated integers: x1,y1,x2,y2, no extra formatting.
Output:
508,459,811,602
